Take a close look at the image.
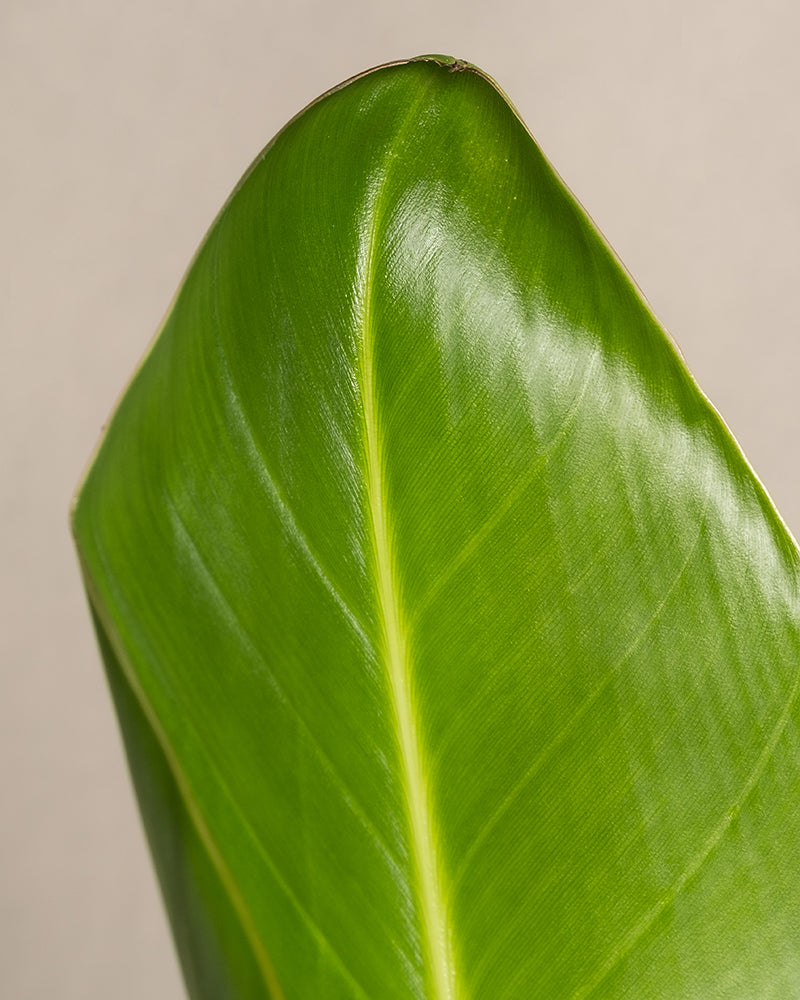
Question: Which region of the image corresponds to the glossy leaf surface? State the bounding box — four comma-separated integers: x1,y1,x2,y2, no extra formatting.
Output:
73,56,800,999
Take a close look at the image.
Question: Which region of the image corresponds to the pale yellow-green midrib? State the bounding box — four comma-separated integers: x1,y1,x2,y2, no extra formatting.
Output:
358,214,456,999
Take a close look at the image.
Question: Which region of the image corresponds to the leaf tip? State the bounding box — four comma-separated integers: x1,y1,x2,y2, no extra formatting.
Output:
410,53,475,72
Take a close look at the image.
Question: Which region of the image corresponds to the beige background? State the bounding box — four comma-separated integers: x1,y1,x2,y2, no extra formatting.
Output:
3,1,799,997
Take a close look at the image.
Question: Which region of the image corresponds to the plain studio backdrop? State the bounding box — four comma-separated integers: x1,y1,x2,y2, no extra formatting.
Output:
2,1,799,996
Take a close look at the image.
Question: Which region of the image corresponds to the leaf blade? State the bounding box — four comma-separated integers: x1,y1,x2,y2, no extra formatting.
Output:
73,57,800,999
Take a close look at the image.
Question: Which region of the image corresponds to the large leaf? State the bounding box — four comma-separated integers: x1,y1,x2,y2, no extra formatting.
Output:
72,55,800,999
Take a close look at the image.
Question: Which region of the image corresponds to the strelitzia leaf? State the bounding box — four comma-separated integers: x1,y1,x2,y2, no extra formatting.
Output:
72,55,800,1000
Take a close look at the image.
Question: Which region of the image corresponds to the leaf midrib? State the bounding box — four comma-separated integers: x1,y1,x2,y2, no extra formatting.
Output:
357,77,456,1000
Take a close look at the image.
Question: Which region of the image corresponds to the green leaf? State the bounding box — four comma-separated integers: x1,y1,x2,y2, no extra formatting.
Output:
72,56,800,1000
